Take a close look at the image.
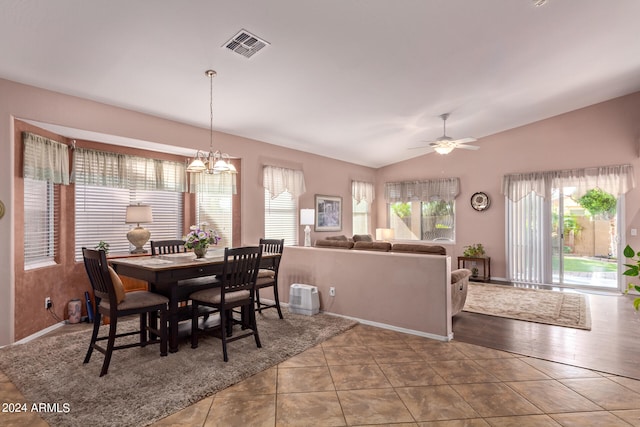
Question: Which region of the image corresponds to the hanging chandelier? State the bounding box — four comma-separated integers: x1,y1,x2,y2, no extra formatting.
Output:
187,70,237,174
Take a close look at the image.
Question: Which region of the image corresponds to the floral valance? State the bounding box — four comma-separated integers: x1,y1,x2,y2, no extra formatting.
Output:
263,165,306,199
502,164,635,201
384,177,460,203
23,132,70,185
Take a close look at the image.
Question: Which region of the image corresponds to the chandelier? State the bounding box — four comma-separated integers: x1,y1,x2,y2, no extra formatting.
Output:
187,70,237,174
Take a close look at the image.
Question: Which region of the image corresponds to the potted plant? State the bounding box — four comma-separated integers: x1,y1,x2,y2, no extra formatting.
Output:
94,241,110,254
622,244,640,310
184,225,219,258
463,243,485,257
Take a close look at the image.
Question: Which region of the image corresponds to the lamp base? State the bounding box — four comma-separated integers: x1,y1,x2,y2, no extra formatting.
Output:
304,225,311,247
127,227,150,254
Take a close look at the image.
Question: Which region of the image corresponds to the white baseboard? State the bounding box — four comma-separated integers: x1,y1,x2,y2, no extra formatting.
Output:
8,321,65,347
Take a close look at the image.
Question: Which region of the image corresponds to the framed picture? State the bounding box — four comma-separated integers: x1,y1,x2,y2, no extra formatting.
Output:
315,195,342,231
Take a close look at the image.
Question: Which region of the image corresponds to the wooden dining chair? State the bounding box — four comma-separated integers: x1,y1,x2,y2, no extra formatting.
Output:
82,248,168,376
150,239,188,255
190,246,263,362
256,238,285,319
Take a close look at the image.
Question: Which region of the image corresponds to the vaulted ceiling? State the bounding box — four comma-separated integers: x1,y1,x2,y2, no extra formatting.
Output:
2,0,640,167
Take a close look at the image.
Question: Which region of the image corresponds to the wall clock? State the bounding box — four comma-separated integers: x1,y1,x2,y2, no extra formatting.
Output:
471,192,490,211
0,200,4,219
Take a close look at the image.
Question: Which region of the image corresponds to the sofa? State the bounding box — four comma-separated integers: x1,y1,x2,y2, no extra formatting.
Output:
314,236,471,316
277,239,471,341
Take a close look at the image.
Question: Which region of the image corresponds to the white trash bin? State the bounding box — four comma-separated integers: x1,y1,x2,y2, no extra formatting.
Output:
289,284,320,315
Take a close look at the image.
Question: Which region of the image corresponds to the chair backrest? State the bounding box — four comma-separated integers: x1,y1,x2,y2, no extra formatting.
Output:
259,238,284,272
150,240,187,255
220,246,262,297
82,247,116,306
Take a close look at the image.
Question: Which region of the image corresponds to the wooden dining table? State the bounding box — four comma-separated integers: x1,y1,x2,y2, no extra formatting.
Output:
110,248,278,353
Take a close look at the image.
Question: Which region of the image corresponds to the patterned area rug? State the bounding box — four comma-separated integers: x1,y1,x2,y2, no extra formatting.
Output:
0,310,357,427
463,283,591,330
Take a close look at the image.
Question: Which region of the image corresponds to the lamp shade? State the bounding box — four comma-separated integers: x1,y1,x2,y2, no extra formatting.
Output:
375,228,395,241
125,205,153,224
300,209,315,225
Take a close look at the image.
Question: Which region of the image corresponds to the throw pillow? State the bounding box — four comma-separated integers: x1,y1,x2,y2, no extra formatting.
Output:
108,266,126,304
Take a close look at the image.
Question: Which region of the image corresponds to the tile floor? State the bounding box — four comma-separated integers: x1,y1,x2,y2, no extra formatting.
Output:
3,323,640,426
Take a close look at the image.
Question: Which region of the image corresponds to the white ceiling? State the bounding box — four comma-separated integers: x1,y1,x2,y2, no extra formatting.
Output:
2,0,640,168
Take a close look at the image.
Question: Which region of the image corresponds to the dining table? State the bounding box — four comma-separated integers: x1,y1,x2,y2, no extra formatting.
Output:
109,248,279,353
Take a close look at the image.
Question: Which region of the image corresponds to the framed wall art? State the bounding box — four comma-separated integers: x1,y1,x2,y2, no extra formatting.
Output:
315,195,342,231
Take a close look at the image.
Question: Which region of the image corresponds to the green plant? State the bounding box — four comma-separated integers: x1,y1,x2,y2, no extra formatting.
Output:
94,241,110,254
622,244,640,310
463,243,485,257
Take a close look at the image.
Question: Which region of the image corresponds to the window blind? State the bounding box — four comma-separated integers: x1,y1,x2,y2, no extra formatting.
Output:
264,189,297,246
196,176,233,248
24,178,57,268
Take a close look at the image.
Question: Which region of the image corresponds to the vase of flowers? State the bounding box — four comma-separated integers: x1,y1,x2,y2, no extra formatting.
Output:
184,225,219,258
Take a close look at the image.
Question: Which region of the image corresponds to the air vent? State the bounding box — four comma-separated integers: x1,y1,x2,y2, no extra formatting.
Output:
223,29,269,59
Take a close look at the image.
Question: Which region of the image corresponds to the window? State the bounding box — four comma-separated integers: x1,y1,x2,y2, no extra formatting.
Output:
75,186,183,260
352,198,369,235
389,199,455,242
24,178,57,268
385,177,459,242
196,175,233,248
264,189,297,246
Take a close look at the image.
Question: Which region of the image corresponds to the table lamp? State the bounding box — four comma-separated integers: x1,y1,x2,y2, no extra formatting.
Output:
125,204,153,253
300,209,315,247
375,228,395,241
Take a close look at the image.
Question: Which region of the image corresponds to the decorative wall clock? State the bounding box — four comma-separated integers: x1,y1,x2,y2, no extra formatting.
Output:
0,200,4,219
471,192,490,211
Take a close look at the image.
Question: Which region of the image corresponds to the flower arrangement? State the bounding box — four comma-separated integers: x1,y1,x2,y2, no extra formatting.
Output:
184,225,220,250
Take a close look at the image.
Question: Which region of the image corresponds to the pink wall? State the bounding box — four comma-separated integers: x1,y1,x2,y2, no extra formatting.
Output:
376,92,640,280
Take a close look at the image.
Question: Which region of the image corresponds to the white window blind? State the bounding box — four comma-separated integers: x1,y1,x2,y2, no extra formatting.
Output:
24,177,57,268
75,185,183,260
196,174,233,248
352,198,369,235
264,189,297,246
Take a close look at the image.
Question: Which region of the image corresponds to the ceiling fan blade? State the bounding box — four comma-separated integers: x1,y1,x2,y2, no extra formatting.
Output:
451,137,477,144
456,144,480,150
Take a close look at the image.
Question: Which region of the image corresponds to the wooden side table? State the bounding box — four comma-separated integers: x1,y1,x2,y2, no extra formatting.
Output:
457,256,491,282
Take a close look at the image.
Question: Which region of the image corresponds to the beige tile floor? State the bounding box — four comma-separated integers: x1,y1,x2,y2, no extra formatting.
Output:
2,323,640,426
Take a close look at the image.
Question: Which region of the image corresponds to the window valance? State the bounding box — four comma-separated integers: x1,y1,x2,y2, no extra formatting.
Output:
384,177,460,203
189,169,237,195
502,164,635,202
263,165,306,199
71,147,187,192
23,132,70,185
352,180,374,204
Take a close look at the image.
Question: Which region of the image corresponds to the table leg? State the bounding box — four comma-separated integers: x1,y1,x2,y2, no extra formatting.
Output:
169,286,180,353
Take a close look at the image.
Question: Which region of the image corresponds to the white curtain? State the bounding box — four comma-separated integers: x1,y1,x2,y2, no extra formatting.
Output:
189,168,237,195
23,132,70,185
71,148,187,192
263,165,306,199
352,180,374,205
503,164,634,283
384,177,459,203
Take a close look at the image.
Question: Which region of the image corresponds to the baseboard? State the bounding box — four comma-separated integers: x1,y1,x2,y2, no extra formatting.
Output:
10,321,65,346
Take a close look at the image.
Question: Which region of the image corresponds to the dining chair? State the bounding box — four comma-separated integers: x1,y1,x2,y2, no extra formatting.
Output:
81,248,168,376
150,239,188,255
190,246,263,362
256,238,285,319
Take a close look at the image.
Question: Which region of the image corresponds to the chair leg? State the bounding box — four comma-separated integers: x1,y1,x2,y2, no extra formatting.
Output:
191,302,199,349
159,308,168,357
83,311,101,364
256,288,262,313
220,307,229,362
250,302,262,349
272,283,283,319
139,312,148,347
100,317,117,377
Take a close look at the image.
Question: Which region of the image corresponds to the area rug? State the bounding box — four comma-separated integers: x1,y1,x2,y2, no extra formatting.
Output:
0,310,357,427
463,283,591,330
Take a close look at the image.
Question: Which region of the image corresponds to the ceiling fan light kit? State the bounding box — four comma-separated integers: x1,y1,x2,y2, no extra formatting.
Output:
425,113,479,155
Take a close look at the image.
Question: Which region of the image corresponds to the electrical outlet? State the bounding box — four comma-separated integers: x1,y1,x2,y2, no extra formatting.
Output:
45,297,52,310
329,287,336,297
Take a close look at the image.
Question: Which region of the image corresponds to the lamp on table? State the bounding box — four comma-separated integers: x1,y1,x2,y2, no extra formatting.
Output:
125,204,153,254
300,209,315,247
375,228,395,242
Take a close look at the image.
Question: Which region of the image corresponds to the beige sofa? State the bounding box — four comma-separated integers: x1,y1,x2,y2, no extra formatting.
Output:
278,242,470,341
313,238,471,316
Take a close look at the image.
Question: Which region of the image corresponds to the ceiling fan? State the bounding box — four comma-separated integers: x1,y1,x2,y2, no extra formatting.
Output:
419,113,479,155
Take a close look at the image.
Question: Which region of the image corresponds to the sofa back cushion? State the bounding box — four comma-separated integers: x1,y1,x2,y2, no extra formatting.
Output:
353,241,392,252
391,243,446,255
315,239,355,249
326,235,349,241
352,234,373,242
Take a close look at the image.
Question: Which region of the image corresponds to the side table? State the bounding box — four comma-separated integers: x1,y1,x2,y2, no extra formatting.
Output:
457,256,491,282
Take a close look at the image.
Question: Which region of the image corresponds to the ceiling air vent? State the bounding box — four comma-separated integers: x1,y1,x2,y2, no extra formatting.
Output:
223,29,269,59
